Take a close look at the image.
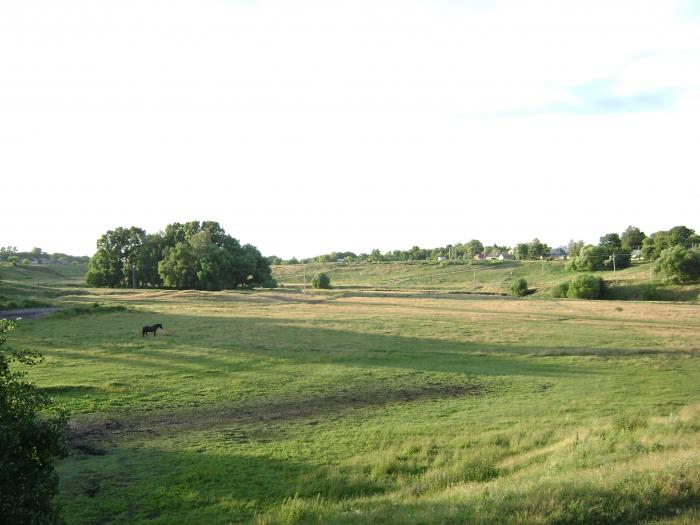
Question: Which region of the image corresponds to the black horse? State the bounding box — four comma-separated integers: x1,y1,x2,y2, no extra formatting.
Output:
142,323,163,337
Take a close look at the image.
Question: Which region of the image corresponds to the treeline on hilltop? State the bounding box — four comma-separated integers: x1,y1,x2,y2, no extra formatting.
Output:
86,221,276,290
0,246,88,266
269,225,699,268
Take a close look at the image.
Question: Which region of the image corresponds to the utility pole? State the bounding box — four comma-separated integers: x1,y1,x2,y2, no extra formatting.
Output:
303,263,306,293
473,269,476,287
611,250,616,272
132,265,136,288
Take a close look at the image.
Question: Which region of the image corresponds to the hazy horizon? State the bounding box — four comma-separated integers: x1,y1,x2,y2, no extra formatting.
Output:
3,1,699,259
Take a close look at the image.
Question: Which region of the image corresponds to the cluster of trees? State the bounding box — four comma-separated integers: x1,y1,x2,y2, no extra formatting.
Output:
269,239,552,265
0,246,88,267
86,221,276,290
642,226,700,261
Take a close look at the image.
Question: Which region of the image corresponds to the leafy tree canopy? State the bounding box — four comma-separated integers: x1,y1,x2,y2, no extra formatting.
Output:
599,233,622,251
87,221,275,290
654,246,700,284
620,226,646,250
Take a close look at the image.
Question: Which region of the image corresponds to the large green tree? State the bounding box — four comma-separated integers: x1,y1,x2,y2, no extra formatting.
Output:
86,226,147,287
598,233,622,251
620,226,646,251
464,240,484,258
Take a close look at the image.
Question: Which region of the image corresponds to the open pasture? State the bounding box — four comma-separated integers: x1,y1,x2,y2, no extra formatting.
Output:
11,289,700,524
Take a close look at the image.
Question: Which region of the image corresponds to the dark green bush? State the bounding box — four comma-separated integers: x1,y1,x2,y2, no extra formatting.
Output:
510,278,528,297
311,272,331,289
567,274,605,299
551,281,570,298
0,320,68,524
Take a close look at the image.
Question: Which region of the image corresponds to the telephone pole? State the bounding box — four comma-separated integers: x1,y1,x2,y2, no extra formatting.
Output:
611,250,616,272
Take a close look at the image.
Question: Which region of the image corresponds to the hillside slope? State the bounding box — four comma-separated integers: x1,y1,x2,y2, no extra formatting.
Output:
273,260,700,301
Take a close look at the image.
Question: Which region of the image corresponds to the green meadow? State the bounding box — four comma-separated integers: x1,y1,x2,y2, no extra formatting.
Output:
272,260,700,301
1,263,700,523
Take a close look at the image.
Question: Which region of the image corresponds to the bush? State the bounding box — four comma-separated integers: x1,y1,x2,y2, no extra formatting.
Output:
551,281,570,298
0,320,68,524
567,274,605,299
311,272,331,289
510,278,528,296
654,246,700,284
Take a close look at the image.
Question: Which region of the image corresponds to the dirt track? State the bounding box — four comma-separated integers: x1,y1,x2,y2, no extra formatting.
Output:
68,382,484,448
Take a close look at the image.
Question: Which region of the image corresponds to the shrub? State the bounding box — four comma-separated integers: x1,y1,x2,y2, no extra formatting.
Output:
567,274,605,299
0,320,68,524
551,281,570,298
654,246,700,284
311,272,331,289
510,278,528,297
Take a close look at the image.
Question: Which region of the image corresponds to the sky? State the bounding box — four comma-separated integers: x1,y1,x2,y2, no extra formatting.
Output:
2,0,699,258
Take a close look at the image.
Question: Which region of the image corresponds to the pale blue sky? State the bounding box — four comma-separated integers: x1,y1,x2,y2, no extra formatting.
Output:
1,1,698,257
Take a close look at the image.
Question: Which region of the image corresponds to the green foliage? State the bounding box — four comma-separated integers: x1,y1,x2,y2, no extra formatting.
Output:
567,245,609,271
88,221,274,290
0,320,68,524
510,278,528,296
528,238,550,259
603,251,631,271
642,225,699,261
566,240,585,258
464,240,484,259
599,233,622,250
311,272,331,289
567,274,605,299
654,246,700,284
551,281,570,298
620,226,646,250
514,243,529,260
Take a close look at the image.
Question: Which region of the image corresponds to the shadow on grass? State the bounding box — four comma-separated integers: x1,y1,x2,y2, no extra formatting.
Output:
35,311,605,380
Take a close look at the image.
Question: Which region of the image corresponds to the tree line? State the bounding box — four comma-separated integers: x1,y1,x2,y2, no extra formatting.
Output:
270,225,698,266
86,221,276,290
0,246,88,267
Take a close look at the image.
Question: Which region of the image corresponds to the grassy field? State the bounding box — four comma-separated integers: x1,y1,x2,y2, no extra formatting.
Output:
0,262,88,309
272,260,700,301
2,271,699,524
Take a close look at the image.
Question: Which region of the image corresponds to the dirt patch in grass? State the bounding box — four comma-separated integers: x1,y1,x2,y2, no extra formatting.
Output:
68,382,484,446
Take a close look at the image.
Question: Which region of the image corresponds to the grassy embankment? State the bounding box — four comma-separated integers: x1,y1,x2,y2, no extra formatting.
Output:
273,260,700,301
0,262,87,309
1,272,698,523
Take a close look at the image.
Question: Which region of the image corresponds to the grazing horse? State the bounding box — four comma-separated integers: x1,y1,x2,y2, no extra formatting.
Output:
142,323,163,337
